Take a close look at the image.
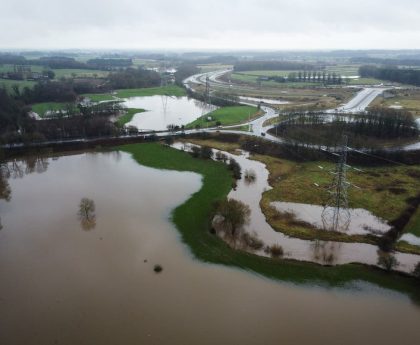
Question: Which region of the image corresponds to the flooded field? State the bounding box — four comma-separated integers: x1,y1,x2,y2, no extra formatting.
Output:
175,143,420,272
1,150,420,345
123,95,215,130
271,201,391,236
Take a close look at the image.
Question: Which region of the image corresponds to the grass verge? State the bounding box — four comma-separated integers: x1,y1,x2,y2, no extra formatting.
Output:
119,142,420,303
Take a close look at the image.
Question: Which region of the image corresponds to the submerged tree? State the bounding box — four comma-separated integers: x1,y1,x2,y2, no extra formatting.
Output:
78,197,96,230
244,169,256,185
214,198,250,248
377,251,399,272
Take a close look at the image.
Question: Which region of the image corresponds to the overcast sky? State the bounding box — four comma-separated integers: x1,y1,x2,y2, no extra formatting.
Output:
2,0,420,50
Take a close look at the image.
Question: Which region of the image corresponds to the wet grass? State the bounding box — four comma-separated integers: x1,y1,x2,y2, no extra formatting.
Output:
186,106,259,128
117,108,146,126
119,142,420,303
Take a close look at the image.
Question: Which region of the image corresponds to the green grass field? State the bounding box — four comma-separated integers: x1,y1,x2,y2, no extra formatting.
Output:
325,64,360,76
117,108,145,126
186,106,259,128
52,68,108,79
235,70,298,77
119,143,420,302
198,64,232,72
83,93,116,102
31,102,68,117
230,73,320,88
0,78,36,92
0,64,107,79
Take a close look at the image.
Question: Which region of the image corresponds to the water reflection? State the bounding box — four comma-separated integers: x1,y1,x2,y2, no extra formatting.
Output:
0,171,11,201
312,240,341,265
2,156,50,180
123,95,215,130
78,197,96,230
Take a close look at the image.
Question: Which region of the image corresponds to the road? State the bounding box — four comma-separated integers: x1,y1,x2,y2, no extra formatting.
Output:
331,87,387,113
183,69,391,139
3,71,415,151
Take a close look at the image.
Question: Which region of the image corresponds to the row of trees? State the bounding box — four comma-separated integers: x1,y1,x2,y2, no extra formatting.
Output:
359,65,420,86
0,54,135,71
0,65,55,81
276,108,418,141
286,71,343,84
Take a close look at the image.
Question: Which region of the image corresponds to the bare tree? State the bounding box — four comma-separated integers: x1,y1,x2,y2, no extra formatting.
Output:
214,198,250,248
78,198,96,230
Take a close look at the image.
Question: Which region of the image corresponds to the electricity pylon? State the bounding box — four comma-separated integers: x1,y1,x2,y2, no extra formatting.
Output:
321,135,351,232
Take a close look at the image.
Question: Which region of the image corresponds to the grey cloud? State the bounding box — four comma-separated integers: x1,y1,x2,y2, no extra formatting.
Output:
1,0,420,49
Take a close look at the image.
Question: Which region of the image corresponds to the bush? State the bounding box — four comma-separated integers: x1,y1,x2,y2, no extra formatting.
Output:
241,232,264,250
164,136,174,146
228,158,241,180
215,151,228,163
154,264,163,273
267,244,284,258
200,146,213,159
244,169,256,183
377,251,399,272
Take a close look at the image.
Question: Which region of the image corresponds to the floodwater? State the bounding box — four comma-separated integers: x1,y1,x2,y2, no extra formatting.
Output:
175,143,420,272
123,95,216,130
271,201,390,236
1,151,420,345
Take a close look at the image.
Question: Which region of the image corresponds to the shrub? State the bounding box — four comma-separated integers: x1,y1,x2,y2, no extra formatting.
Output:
241,232,264,250
268,244,284,258
228,158,241,180
377,251,399,272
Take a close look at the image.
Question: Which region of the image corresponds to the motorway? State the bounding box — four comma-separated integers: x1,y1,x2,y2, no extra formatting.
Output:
183,69,390,139
3,71,415,151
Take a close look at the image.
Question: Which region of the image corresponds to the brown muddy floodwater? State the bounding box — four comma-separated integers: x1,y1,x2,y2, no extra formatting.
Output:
1,151,420,345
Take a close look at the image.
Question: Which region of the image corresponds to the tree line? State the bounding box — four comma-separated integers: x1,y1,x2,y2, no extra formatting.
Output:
359,65,420,86
234,61,316,72
352,57,420,67
0,54,134,71
272,108,418,149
